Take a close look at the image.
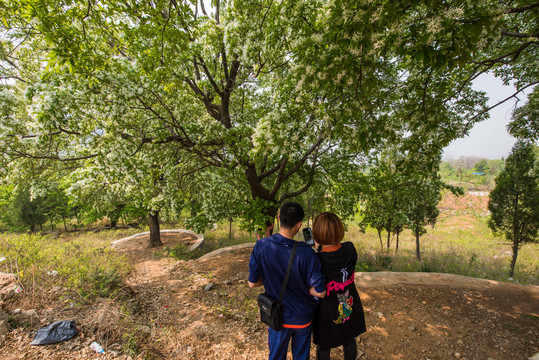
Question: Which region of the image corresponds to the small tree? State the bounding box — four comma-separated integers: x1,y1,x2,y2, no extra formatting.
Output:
488,141,539,278
359,152,411,252
6,187,47,233
406,178,443,261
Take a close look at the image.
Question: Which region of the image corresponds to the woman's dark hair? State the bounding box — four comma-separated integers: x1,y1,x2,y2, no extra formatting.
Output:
279,202,305,229
313,212,345,245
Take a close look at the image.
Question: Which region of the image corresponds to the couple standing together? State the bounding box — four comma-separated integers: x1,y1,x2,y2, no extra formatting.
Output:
249,202,367,360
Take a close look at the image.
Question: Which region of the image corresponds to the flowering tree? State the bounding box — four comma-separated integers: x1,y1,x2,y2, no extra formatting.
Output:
1,0,537,244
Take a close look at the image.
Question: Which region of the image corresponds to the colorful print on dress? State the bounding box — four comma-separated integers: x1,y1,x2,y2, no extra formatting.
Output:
333,289,353,324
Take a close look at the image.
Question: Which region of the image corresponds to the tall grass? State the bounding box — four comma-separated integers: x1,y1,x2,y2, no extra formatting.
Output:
346,211,539,285
0,230,132,301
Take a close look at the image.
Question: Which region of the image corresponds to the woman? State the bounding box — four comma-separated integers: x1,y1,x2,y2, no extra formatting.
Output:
312,212,366,360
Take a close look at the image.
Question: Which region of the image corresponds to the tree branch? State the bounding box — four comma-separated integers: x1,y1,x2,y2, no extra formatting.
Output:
184,77,221,120
501,29,539,39
464,81,539,131
7,150,97,162
199,0,208,16
269,157,288,198
476,41,535,66
504,2,539,14
281,136,324,181
197,56,223,97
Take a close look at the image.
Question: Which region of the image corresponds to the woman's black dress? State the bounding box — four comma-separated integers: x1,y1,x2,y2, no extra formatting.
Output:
313,242,366,349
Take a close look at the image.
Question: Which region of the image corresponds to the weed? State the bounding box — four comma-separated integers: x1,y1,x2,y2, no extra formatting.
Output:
159,244,203,261
375,255,392,269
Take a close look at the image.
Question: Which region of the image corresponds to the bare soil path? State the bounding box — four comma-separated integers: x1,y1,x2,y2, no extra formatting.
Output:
2,232,538,360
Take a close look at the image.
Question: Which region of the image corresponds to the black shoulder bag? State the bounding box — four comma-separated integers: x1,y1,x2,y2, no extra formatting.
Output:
257,241,298,331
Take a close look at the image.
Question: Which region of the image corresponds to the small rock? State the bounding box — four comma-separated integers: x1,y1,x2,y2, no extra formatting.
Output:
454,352,461,359
375,312,384,317
457,339,463,345
13,308,21,315
204,283,214,291
224,280,231,285
407,325,416,331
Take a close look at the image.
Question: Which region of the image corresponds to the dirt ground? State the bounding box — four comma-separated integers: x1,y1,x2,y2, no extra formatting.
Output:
1,230,538,360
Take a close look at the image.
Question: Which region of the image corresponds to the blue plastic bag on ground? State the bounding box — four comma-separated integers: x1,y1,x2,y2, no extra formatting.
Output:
31,320,77,345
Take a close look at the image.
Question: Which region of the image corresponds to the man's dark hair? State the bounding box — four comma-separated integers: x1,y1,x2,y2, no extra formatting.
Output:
279,202,305,229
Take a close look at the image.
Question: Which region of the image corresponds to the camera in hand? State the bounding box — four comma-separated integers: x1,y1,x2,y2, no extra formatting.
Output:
302,227,314,246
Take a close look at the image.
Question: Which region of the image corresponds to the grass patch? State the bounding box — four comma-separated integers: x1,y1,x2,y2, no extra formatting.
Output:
0,232,130,301
158,243,204,261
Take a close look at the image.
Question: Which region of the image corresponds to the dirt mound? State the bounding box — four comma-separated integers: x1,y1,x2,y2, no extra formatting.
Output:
113,232,198,252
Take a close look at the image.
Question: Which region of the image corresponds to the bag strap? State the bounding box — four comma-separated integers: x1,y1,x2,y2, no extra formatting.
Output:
277,241,298,306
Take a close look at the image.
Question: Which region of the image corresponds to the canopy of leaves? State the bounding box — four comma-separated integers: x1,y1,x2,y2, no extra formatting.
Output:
0,0,537,229
508,85,539,141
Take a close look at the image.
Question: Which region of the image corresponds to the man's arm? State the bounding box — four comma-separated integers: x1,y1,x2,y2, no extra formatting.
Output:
310,286,326,298
248,278,263,288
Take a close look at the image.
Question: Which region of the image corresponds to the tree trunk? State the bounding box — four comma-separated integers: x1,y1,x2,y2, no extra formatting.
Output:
62,216,67,232
509,240,519,278
110,204,124,229
395,230,400,253
377,228,383,251
509,194,520,278
190,199,198,217
229,217,233,239
415,227,421,261
148,211,163,248
386,219,392,251
31,224,36,233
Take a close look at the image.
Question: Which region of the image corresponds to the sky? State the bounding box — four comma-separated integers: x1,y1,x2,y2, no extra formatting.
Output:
442,73,533,160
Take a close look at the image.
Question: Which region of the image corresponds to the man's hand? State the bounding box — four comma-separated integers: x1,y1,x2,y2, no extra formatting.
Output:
248,278,263,288
309,286,326,298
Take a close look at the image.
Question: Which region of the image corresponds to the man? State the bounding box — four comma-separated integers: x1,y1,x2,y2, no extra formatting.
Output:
249,202,326,360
